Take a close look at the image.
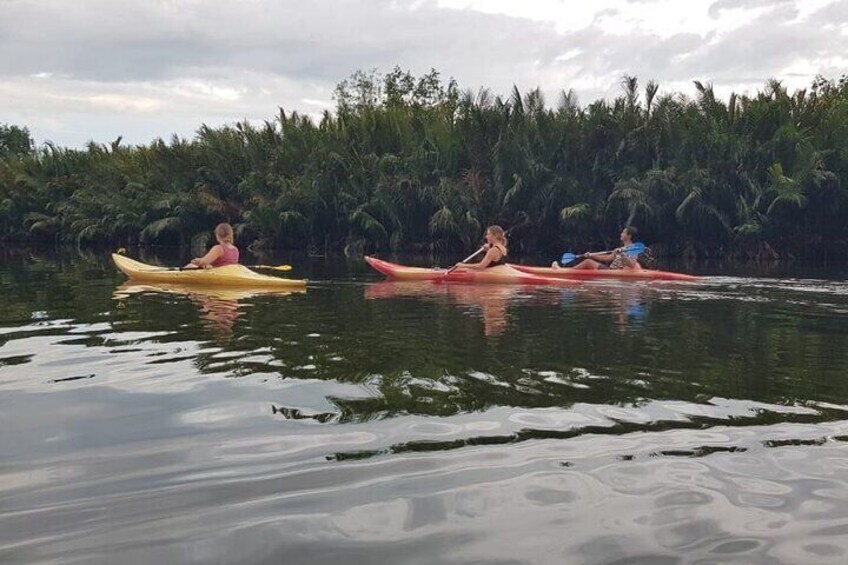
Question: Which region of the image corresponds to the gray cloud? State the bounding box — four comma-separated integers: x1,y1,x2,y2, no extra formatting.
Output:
708,0,794,18
0,0,560,84
594,8,619,20
0,0,843,146
678,3,844,81
808,0,848,27
550,1,846,95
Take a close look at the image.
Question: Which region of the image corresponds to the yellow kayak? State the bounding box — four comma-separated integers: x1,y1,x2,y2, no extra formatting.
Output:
112,253,307,288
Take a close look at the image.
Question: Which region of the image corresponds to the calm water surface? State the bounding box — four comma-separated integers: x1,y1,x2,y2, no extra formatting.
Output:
2,250,848,564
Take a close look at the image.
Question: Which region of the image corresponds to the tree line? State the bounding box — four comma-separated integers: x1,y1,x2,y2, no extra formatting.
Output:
2,68,847,259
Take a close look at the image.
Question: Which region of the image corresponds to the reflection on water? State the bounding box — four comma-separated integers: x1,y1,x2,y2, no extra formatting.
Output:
366,281,544,337
1,251,848,564
553,282,651,333
365,280,655,337
114,282,306,341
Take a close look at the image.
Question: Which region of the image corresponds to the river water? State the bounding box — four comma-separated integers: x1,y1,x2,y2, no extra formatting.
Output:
1,250,847,564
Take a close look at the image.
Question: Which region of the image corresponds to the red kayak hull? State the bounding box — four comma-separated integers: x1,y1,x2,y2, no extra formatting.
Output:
510,264,699,282
365,257,580,285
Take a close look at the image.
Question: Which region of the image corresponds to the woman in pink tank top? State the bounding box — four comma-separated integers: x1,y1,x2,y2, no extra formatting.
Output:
189,223,240,268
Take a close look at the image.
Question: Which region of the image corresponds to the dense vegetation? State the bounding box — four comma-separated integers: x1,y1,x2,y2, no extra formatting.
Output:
2,69,847,258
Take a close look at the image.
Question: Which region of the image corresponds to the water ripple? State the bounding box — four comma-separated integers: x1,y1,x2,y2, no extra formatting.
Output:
3,258,848,564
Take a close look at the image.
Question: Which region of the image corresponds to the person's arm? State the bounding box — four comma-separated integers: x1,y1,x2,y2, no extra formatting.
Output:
457,246,502,270
190,245,223,268
583,251,615,263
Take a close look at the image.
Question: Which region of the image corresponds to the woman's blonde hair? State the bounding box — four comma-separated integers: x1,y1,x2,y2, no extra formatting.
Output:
486,225,507,246
215,222,234,244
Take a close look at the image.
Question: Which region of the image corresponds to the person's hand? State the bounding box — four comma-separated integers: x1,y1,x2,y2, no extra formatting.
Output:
582,252,590,258
614,248,622,256
482,243,491,251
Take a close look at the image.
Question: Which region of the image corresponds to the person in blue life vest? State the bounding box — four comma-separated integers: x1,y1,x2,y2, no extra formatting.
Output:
553,226,642,270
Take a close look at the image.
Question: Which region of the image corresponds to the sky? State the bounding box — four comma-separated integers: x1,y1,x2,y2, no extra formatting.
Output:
1,0,846,148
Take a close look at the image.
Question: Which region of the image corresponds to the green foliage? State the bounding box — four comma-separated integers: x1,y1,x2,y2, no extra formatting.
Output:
0,124,33,157
2,72,848,257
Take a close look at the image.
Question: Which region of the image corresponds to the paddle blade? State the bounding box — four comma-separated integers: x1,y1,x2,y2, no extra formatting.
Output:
560,252,578,265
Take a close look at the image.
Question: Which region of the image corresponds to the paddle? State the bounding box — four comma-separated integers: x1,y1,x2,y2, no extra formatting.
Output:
444,246,486,276
182,263,292,271
561,242,645,266
248,264,293,272
173,263,292,271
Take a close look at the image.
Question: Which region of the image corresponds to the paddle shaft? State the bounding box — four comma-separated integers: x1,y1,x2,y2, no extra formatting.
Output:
249,264,292,271
177,263,292,271
588,246,631,257
445,246,486,275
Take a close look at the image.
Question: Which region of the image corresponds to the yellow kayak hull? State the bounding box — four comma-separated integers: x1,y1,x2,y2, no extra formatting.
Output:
112,254,307,288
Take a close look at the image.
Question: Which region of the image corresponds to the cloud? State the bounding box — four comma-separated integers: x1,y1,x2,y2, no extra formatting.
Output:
0,0,843,146
707,0,794,18
807,0,848,27
594,8,619,20
677,3,846,84
1,0,571,145
536,0,846,99
0,0,558,84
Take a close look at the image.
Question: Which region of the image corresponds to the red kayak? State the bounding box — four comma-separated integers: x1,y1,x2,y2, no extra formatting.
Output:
510,264,699,282
365,256,580,285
